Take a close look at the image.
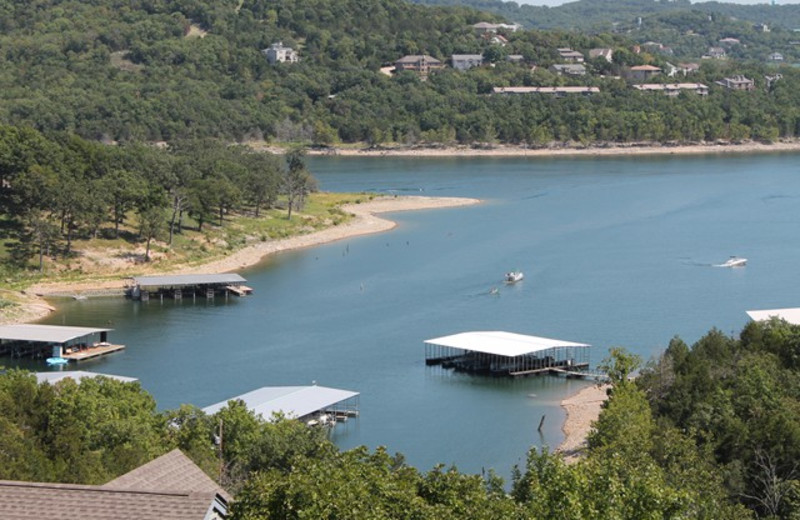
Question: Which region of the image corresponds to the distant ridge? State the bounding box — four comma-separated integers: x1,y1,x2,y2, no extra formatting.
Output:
408,0,800,30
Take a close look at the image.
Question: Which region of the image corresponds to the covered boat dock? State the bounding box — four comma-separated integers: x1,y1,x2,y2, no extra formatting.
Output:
128,273,253,301
424,331,590,377
34,371,138,384
0,324,123,361
202,385,359,426
747,308,800,325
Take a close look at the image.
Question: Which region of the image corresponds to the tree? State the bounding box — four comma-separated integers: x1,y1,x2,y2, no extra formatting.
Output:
281,148,317,220
100,170,145,238
25,211,61,271
241,153,280,217
598,346,641,388
138,205,164,262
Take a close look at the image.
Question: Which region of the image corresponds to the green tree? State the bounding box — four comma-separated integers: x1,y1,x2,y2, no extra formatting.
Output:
282,148,317,220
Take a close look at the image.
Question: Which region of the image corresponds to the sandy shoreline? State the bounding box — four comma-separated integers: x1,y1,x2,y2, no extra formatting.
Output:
273,140,800,158
557,383,610,463
1,195,479,325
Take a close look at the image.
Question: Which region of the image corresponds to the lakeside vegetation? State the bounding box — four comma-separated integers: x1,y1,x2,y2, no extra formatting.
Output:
0,124,368,285
6,318,800,517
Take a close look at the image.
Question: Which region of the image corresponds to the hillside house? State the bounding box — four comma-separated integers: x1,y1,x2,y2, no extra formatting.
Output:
754,23,770,33
395,55,444,77
549,63,587,77
704,47,727,59
716,75,755,91
633,83,709,96
506,54,525,64
664,62,678,77
493,86,599,97
472,22,521,34
768,52,784,62
642,41,673,55
263,42,298,64
589,48,614,63
485,34,508,46
628,65,661,82
452,54,484,71
719,37,741,45
557,48,585,63
766,73,783,89
678,62,701,75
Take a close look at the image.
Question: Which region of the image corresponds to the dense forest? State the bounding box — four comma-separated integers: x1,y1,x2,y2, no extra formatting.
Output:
0,0,799,146
5,318,800,517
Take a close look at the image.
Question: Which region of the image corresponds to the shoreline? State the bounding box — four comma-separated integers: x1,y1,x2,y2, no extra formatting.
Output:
556,383,610,464
1,195,479,325
268,140,800,158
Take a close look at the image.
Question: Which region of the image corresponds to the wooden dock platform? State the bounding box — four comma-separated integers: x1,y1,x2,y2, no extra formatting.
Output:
226,285,253,296
62,343,125,362
548,367,609,381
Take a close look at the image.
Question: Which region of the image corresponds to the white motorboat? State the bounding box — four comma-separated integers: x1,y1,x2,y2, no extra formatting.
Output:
504,271,524,283
717,256,747,268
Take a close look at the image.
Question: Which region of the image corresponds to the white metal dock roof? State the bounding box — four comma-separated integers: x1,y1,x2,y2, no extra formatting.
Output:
746,308,800,325
202,385,359,419
132,273,246,287
35,371,138,384
424,331,590,357
0,324,112,344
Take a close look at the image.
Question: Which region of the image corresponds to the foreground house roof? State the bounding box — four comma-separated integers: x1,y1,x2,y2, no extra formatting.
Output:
0,480,226,520
104,449,232,503
1,450,230,519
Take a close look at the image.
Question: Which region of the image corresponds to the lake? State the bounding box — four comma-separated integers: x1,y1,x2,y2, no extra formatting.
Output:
20,151,800,479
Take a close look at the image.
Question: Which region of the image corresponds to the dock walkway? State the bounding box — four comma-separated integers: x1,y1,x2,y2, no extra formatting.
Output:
62,343,125,361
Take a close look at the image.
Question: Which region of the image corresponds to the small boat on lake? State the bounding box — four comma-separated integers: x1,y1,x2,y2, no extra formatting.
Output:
504,271,524,283
46,357,69,366
717,256,747,268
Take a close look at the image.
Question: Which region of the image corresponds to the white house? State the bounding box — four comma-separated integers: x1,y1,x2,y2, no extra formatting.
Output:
451,54,484,71
263,42,298,64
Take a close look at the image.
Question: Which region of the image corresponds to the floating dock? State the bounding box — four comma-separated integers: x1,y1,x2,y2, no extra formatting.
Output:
746,307,800,325
127,273,252,301
424,330,591,378
202,385,360,426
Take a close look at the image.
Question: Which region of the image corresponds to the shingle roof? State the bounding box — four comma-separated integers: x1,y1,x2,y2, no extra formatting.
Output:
104,449,232,503
0,480,222,520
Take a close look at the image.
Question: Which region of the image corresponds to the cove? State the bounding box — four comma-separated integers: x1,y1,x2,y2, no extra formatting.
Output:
20,151,800,479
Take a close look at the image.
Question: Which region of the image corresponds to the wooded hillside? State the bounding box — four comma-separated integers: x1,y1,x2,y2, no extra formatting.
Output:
0,0,799,146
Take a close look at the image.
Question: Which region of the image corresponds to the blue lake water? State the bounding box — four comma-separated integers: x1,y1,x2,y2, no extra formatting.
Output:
20,152,800,479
